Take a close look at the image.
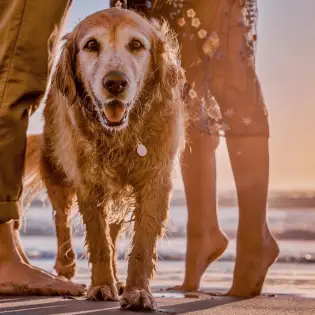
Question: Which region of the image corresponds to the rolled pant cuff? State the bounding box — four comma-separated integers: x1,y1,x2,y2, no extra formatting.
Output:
0,200,20,224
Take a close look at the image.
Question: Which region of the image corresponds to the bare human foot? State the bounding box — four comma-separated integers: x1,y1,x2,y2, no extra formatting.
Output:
0,260,85,296
168,229,228,292
14,228,31,264
15,225,81,284
227,229,279,298
0,221,85,296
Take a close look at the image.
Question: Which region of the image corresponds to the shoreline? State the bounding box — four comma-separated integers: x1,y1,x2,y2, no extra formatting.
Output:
20,235,315,264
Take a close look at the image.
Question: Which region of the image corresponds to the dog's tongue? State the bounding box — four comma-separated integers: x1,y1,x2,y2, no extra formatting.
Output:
104,102,126,123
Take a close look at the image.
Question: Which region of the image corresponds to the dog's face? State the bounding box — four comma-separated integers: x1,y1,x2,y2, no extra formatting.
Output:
77,13,153,128
53,9,183,131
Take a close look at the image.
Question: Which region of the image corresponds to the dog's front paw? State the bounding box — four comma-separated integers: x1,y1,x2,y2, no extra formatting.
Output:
55,260,76,280
87,284,119,301
120,289,157,310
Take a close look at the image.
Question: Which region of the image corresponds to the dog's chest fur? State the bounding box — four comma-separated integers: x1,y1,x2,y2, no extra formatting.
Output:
46,93,183,197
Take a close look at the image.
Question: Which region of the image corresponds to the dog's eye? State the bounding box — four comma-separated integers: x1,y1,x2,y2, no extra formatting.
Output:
85,39,99,51
128,39,144,51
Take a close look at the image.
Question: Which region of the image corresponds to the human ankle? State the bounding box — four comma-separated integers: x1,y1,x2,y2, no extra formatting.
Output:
187,225,222,238
0,221,20,261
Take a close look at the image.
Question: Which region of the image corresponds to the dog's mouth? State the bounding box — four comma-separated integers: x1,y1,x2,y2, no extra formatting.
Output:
103,100,128,127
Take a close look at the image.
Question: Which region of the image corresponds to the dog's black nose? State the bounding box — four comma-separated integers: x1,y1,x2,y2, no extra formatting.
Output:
103,72,129,95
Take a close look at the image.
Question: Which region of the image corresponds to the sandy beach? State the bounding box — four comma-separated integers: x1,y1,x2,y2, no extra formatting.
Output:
17,204,315,303
12,172,315,315
1,294,315,314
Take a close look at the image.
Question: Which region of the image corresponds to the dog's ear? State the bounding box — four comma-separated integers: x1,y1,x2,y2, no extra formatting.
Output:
151,19,185,98
51,33,77,104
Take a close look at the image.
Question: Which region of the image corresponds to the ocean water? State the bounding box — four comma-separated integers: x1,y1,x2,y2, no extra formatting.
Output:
21,204,315,263
20,203,315,298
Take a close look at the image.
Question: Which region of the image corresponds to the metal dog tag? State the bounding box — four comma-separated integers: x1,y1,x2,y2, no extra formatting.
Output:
137,143,147,157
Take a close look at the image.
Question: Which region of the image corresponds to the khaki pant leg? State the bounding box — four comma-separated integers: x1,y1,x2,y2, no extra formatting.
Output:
0,0,71,224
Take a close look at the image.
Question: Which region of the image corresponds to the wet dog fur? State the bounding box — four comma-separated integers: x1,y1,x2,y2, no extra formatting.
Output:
24,8,185,310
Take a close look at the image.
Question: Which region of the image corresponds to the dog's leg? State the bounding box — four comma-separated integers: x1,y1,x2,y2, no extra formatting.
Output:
40,152,77,280
47,185,76,280
121,180,171,310
109,221,124,295
77,188,118,301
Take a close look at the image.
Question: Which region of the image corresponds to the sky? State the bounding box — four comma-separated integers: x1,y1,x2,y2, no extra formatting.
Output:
28,0,315,191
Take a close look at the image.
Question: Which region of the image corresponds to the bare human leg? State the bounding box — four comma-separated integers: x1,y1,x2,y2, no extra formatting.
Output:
170,125,228,292
162,0,278,296
226,137,279,297
180,0,279,296
220,0,279,296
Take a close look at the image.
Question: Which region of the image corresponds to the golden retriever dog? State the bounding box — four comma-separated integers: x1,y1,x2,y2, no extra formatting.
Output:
24,8,185,310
